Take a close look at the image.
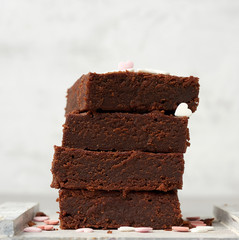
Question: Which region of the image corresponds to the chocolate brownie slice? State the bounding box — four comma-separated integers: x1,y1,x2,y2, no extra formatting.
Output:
65,71,199,114
62,111,190,153
51,146,184,191
59,189,182,229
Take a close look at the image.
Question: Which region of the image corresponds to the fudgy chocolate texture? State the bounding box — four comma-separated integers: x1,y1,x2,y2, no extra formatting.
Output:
59,189,182,229
62,111,189,153
65,71,199,114
51,146,184,191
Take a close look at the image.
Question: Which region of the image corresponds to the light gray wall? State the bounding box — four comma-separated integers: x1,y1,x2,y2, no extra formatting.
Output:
0,0,239,197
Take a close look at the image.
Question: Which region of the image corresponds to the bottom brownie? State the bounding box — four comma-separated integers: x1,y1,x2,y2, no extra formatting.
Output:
59,189,182,229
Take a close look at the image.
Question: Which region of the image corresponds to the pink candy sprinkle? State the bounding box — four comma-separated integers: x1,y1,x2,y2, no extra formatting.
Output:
36,225,54,231
44,225,54,231
84,228,94,233
134,227,153,233
190,221,207,227
191,223,207,227
24,227,42,232
36,225,45,230
76,228,94,233
172,226,190,232
33,216,49,222
190,221,204,224
118,61,134,71
44,220,59,225
186,216,200,221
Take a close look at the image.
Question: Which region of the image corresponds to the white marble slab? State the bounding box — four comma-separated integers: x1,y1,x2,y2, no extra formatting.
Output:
1,202,239,239
0,202,39,238
7,221,239,240
214,204,239,232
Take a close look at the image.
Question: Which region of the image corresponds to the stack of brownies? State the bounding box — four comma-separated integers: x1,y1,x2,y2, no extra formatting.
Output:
51,66,199,229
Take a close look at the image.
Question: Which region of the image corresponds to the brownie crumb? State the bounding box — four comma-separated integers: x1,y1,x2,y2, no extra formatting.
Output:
35,212,47,217
181,220,193,229
107,230,112,234
28,221,36,226
201,218,214,226
122,190,129,198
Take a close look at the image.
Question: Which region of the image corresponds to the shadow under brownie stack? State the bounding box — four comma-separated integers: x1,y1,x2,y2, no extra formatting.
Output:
51,62,200,229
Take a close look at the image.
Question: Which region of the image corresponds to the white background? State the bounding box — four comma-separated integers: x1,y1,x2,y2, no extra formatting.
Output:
0,0,239,199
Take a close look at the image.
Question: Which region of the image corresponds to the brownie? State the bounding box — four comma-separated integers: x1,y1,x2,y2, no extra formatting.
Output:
62,111,190,153
59,189,183,229
65,71,199,114
51,146,184,191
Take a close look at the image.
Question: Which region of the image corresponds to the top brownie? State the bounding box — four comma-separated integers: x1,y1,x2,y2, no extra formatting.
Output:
65,70,199,114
